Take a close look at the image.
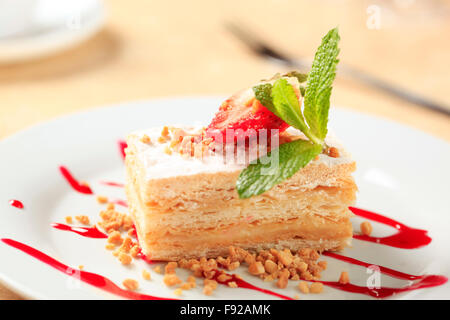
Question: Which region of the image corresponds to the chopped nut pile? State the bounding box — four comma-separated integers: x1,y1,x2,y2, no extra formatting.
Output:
174,246,328,295
95,204,344,296
154,126,215,159
98,204,134,234
97,204,140,269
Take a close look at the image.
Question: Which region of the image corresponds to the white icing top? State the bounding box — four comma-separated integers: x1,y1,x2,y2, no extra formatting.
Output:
127,126,353,180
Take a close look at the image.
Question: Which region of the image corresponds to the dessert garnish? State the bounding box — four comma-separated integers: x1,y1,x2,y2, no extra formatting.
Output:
236,27,340,198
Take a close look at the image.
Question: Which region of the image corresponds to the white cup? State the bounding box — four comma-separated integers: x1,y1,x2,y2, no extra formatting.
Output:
0,0,38,38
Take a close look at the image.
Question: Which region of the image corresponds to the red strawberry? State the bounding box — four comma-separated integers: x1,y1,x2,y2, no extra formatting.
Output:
206,88,289,142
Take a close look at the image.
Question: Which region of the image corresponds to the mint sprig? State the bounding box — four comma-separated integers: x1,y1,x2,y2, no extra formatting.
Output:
237,27,340,199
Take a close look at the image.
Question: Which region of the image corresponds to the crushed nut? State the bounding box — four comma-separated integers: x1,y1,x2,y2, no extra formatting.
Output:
276,249,293,267
98,207,133,233
298,281,309,294
75,215,90,225
339,271,350,285
310,282,324,294
165,262,178,274
161,126,170,138
180,282,195,290
107,231,123,245
142,270,151,280
130,245,140,258
119,252,132,265
163,274,182,287
187,276,196,284
276,269,289,289
360,221,373,236
173,288,183,296
153,265,162,274
318,260,328,270
217,274,232,282
248,261,265,275
264,260,278,274
118,237,133,253
227,261,240,271
203,285,214,296
65,216,73,224
140,134,151,144
122,279,138,291
204,279,218,290
96,195,108,204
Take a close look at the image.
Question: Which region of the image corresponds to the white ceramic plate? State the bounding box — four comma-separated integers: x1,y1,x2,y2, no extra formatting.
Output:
0,0,105,63
0,97,449,300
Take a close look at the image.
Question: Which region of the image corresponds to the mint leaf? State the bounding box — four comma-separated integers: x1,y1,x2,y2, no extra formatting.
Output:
253,83,275,112
253,72,307,110
236,139,322,199
304,27,340,141
270,78,307,131
271,78,322,145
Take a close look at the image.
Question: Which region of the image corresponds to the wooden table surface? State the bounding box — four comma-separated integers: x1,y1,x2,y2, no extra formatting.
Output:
1,0,449,299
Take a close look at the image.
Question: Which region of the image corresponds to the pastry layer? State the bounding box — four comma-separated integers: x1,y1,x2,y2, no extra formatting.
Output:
126,173,355,261
128,186,352,261
125,126,357,261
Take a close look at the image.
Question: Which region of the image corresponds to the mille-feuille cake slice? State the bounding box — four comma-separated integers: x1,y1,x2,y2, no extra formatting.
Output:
125,125,356,261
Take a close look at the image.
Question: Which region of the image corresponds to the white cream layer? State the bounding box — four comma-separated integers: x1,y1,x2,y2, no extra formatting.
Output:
126,126,353,180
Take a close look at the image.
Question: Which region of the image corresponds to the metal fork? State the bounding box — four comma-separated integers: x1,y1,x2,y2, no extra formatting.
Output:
226,22,450,117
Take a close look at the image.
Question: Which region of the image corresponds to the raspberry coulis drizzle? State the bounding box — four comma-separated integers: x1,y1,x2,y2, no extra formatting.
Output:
51,223,107,239
314,275,447,299
118,140,127,160
0,238,172,300
59,166,128,207
323,252,423,281
111,199,128,208
9,199,24,209
99,181,125,188
349,206,432,249
59,166,93,194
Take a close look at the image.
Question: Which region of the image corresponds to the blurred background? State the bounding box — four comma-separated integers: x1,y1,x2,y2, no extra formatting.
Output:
0,0,449,299
1,0,450,142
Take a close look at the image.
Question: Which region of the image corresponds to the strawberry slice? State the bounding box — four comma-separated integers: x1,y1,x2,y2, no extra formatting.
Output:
207,87,289,141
